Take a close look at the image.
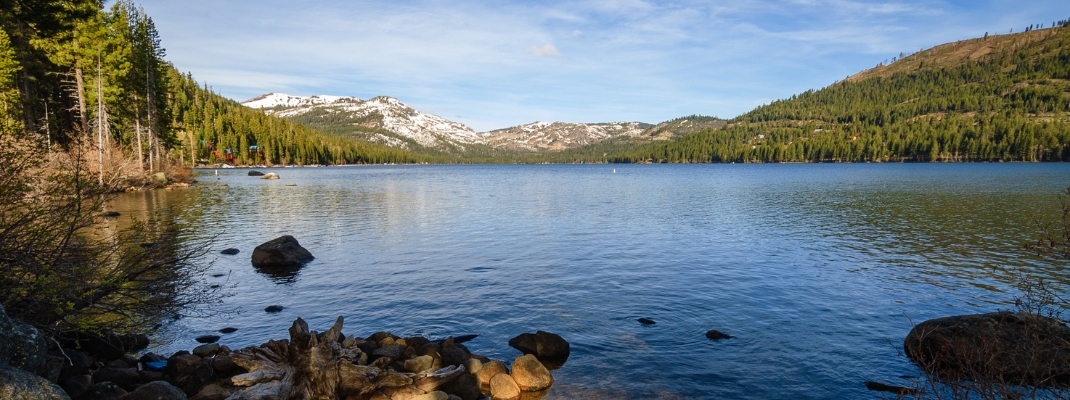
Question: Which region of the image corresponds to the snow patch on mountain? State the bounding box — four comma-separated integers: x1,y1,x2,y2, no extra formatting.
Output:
242,93,479,149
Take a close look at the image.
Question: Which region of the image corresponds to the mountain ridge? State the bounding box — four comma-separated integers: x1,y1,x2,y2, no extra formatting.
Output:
241,93,699,154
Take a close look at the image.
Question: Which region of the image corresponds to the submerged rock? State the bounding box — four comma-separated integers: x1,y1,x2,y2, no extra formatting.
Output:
264,305,284,313
904,311,1070,386
705,330,733,340
637,318,656,325
220,248,239,255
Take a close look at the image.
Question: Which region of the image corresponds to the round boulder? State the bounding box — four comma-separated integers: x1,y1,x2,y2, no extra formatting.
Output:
248,170,265,176
251,235,314,269
904,311,1070,386
120,381,186,400
489,374,520,400
476,360,508,388
509,354,553,392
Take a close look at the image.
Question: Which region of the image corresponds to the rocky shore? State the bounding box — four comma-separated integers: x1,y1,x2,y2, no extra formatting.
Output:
0,304,570,400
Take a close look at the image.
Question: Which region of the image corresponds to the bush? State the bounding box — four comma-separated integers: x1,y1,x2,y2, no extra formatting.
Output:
0,134,219,334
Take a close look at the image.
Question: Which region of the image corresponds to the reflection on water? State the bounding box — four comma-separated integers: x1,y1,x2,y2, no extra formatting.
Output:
112,163,1070,399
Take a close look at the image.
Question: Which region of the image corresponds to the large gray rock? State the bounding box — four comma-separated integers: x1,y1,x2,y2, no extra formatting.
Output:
250,236,314,269
904,311,1070,386
0,303,48,374
120,381,187,400
0,364,70,399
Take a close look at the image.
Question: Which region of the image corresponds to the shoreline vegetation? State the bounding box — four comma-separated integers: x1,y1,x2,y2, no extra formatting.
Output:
3,1,1070,399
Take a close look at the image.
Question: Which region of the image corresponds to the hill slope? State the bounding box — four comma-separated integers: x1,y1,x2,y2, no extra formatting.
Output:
594,26,1070,163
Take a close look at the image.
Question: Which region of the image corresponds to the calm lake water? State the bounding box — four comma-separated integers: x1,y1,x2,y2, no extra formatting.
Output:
109,163,1070,399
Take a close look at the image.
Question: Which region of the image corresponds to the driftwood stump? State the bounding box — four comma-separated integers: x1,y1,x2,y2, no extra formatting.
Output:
227,317,464,400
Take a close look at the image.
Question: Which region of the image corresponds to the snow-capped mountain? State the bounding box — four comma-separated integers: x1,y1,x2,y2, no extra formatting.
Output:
242,93,481,149
241,93,705,153
479,121,651,151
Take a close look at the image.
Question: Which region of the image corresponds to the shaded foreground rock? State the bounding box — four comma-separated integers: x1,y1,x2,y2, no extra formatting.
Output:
904,311,1070,386
120,381,186,400
0,364,70,400
0,303,48,374
251,235,314,269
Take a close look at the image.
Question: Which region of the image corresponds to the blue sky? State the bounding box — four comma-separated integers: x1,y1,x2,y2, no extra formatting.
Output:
135,0,1068,131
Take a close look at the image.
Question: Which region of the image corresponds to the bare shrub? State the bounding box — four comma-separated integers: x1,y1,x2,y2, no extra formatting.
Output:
0,134,219,334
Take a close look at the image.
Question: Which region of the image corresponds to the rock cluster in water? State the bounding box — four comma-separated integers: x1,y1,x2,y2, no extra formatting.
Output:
0,307,571,400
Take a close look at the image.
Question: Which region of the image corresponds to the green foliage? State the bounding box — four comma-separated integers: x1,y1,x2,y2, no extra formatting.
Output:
588,28,1070,164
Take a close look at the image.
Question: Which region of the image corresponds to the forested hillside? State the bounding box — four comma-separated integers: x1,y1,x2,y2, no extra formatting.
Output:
167,73,415,165
592,23,1070,163
0,0,414,174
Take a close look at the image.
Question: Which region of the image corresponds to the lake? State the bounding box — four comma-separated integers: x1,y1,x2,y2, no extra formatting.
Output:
108,163,1070,399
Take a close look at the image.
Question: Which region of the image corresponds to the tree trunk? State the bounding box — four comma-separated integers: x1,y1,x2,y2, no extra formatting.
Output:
75,68,89,133
134,105,144,173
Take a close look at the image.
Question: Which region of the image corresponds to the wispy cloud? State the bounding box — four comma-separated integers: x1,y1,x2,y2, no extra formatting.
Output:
528,44,561,56
140,0,1070,131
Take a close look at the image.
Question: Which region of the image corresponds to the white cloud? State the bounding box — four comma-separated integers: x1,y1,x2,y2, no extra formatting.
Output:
528,44,561,57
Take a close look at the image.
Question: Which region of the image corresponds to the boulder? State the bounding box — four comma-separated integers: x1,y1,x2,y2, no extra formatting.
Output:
508,331,569,360
489,374,520,400
410,391,448,400
164,354,214,396
210,354,240,374
476,360,508,388
83,381,128,400
61,374,92,398
190,383,235,400
0,303,48,373
405,355,435,373
250,235,314,269
192,344,220,358
509,354,552,392
904,311,1070,386
220,248,239,255
247,171,265,176
120,381,187,400
260,173,280,180
153,172,168,185
464,358,482,375
440,373,481,400
440,345,470,367
92,367,140,390
0,364,70,400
